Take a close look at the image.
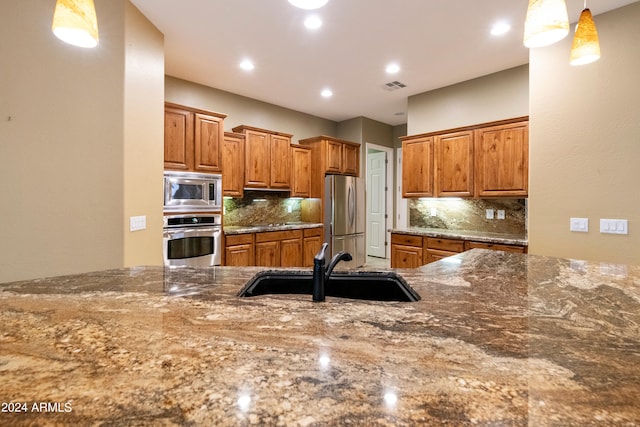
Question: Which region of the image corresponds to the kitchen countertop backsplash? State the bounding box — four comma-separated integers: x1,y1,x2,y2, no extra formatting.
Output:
410,198,526,236
223,192,321,227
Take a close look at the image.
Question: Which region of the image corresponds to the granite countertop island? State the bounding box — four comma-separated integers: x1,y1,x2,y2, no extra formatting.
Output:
2,250,639,425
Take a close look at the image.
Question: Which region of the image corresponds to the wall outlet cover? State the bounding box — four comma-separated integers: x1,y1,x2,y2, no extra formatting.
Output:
570,217,589,232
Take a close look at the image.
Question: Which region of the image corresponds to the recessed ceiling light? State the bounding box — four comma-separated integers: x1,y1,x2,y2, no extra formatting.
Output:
386,63,400,74
288,0,328,10
304,16,322,30
490,22,511,36
239,59,254,71
321,89,333,98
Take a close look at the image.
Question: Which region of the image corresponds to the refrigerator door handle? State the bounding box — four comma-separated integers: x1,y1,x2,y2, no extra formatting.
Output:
348,184,355,229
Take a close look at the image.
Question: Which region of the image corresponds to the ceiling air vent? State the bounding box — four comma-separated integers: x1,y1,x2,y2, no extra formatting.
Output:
383,81,407,91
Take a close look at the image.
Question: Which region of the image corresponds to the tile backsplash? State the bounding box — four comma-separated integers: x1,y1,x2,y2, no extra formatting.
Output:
409,198,526,235
223,192,321,226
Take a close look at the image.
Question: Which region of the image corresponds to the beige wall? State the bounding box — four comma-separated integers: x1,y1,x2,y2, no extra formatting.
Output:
0,0,164,282
123,2,165,267
528,2,640,265
165,76,337,142
407,65,529,135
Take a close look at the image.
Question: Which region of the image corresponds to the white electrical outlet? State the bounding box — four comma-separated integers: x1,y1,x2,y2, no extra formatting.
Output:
570,217,589,232
486,209,494,219
430,207,437,217
497,210,505,220
130,215,146,231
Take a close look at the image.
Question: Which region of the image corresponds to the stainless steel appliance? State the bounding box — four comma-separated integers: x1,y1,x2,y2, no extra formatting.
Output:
324,175,365,268
163,214,222,267
164,171,222,213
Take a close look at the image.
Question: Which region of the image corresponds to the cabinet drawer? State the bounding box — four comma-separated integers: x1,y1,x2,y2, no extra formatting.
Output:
225,233,253,246
425,237,465,252
391,233,423,247
426,249,459,264
465,241,526,253
255,229,302,243
303,227,323,238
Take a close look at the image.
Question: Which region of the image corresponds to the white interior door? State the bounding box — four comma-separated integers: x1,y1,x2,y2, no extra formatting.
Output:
366,151,387,258
395,147,408,228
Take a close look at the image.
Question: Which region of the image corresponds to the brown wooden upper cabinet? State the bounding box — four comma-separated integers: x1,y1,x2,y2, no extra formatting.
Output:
291,144,311,198
164,103,226,173
401,117,528,198
434,130,474,197
222,132,245,198
299,136,360,177
401,135,433,197
474,120,529,197
233,125,292,190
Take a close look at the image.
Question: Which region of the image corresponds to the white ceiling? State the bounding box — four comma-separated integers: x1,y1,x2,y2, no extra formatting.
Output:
129,0,637,126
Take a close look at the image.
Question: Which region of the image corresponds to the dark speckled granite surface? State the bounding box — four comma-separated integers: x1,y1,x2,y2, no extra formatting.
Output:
1,250,639,425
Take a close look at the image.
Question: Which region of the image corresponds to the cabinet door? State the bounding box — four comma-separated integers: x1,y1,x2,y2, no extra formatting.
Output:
342,143,359,176
164,106,193,170
244,130,270,188
402,136,434,197
391,244,423,268
435,131,473,197
194,113,223,173
270,135,292,189
280,238,303,267
225,244,254,266
222,133,245,198
326,140,343,174
255,241,280,266
291,146,311,198
475,121,528,197
303,235,322,267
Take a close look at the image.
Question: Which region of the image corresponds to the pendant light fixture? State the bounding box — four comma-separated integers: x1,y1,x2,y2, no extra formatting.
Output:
52,0,99,48
523,0,569,48
570,3,601,66
288,0,328,10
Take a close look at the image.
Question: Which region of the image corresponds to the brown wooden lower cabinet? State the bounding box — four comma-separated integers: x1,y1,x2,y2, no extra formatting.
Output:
224,233,254,266
224,227,323,267
255,230,302,267
390,234,423,268
302,227,324,267
390,232,526,267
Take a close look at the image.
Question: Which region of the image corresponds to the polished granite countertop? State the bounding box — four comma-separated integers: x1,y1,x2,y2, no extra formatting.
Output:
2,250,639,425
224,222,323,235
392,227,528,246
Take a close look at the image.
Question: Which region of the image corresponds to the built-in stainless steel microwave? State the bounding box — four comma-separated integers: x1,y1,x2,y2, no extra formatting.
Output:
163,171,222,213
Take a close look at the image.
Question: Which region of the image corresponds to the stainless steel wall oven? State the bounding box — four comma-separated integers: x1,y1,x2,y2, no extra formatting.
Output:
163,214,222,267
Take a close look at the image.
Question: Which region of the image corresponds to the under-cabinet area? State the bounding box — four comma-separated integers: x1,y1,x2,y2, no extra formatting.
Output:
390,231,526,268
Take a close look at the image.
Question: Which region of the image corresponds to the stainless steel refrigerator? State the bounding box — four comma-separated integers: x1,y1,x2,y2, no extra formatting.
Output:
324,175,365,268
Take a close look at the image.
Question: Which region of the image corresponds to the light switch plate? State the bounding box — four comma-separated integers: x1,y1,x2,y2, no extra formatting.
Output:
570,217,589,232
600,219,628,235
130,215,146,231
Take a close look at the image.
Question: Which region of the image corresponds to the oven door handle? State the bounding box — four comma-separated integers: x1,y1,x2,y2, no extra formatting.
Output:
164,227,221,238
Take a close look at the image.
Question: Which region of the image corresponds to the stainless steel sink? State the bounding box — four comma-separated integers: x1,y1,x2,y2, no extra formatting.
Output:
237,271,420,302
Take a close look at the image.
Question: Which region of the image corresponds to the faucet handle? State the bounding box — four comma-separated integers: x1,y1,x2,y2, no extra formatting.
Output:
314,242,329,265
